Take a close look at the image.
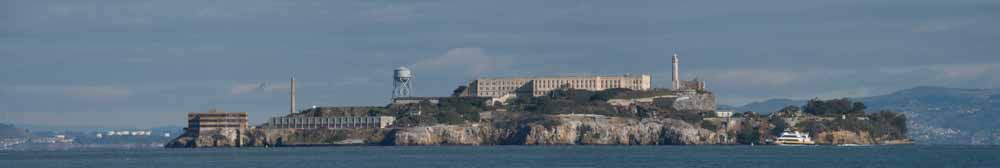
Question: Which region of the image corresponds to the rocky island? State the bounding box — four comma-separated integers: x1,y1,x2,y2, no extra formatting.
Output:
167,56,909,148
166,88,911,147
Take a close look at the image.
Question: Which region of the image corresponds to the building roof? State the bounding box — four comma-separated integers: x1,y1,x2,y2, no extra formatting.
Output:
475,73,651,80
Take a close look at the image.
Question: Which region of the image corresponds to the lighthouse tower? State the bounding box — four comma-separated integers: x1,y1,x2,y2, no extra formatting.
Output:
672,53,680,90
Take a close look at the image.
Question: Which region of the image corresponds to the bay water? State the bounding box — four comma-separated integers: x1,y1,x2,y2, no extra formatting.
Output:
2,145,998,168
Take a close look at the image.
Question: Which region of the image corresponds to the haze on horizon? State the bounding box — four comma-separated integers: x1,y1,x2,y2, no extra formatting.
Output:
2,0,998,128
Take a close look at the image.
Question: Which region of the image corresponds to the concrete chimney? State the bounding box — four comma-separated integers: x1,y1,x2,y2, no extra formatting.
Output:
290,77,296,114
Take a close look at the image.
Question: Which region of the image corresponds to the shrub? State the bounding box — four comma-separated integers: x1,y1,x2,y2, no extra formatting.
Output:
701,121,719,131
736,125,760,144
803,98,865,116
668,112,704,124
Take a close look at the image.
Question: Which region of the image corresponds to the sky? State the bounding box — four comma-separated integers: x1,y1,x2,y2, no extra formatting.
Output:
2,0,998,128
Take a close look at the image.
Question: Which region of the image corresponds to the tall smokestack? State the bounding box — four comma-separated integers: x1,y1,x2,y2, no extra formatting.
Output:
290,77,296,114
672,53,679,90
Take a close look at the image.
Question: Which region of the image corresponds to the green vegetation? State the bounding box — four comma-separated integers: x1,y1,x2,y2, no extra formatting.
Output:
367,108,385,116
664,111,703,125
589,88,675,101
785,98,908,140
507,89,638,118
769,116,789,136
804,98,865,116
391,98,491,126
736,124,761,144
700,121,719,131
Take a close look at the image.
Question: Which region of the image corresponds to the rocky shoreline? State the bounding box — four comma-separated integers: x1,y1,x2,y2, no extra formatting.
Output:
166,115,909,148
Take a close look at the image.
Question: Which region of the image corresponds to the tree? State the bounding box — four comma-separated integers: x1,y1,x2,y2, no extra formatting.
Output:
769,117,789,136
779,105,800,113
367,108,384,116
804,98,863,116
850,102,867,115
736,124,760,144
870,110,907,139
451,86,469,97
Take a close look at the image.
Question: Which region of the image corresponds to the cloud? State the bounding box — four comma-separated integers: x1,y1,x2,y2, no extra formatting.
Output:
6,85,132,101
911,19,978,33
877,63,996,81
363,3,416,22
229,83,263,95
228,81,295,96
929,64,992,79
410,48,510,76
698,69,798,88
705,63,1000,106
2,0,998,127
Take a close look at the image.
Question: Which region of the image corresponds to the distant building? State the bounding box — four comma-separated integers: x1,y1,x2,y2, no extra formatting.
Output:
29,135,73,144
186,110,248,132
262,116,395,129
467,74,652,98
714,111,734,118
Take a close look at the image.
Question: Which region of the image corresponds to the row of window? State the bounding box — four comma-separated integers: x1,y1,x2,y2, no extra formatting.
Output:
188,119,248,123
266,123,384,129
269,117,383,124
188,113,247,117
189,124,246,128
480,80,525,86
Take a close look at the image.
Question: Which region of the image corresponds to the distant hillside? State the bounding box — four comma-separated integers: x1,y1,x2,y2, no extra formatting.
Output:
722,86,1000,145
726,99,806,113
861,86,999,145
0,123,31,138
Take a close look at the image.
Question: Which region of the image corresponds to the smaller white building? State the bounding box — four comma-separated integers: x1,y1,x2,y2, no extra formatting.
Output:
714,111,734,118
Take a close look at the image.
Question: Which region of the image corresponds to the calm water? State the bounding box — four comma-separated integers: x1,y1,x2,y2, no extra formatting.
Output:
2,145,999,168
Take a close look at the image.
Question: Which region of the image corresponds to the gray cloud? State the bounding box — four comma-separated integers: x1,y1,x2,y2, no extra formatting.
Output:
1,0,998,127
5,85,132,101
688,63,1000,105
411,48,511,77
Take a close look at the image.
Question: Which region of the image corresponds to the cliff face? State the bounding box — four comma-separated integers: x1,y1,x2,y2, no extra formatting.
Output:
387,116,728,145
514,116,727,145
388,125,515,145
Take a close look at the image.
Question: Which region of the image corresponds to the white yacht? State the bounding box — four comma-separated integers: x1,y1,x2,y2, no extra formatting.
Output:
774,129,815,146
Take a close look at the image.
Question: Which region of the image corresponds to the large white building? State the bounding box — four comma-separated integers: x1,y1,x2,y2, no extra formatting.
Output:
467,74,652,98
459,53,703,99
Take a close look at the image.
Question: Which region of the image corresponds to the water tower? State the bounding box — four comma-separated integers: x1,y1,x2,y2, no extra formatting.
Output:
393,67,413,99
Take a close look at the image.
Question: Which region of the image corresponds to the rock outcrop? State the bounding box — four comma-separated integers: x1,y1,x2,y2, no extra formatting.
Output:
812,130,915,145
389,125,515,145
655,92,717,112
